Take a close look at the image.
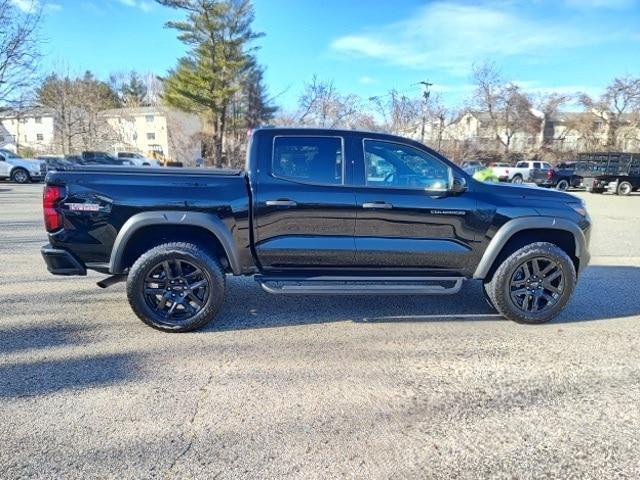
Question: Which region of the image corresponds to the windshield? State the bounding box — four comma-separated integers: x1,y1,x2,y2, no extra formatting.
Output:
1,150,20,159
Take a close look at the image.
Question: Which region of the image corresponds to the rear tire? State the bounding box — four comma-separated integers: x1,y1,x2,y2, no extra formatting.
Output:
617,181,632,196
511,175,523,184
555,179,569,191
484,242,576,324
11,168,30,184
126,242,225,332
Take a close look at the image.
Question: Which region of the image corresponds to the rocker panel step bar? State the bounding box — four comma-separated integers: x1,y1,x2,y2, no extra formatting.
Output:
255,275,465,295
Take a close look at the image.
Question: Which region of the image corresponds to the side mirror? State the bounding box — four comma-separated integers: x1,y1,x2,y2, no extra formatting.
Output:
450,174,467,194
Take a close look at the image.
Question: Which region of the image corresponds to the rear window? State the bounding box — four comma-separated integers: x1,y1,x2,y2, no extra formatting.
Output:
272,136,343,185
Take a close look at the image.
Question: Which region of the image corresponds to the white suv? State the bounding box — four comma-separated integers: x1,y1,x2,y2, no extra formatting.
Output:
117,152,162,167
0,149,47,183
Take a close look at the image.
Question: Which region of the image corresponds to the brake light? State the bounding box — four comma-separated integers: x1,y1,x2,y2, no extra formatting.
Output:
546,169,553,179
43,185,65,231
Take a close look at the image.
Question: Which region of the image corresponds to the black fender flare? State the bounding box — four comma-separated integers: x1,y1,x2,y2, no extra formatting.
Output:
109,211,241,275
473,216,590,280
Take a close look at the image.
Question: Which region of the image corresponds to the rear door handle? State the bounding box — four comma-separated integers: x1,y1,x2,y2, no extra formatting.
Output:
362,202,393,209
265,199,298,207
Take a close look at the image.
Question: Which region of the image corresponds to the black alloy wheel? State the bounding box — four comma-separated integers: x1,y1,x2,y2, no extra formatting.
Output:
127,242,225,332
143,259,210,324
509,257,564,313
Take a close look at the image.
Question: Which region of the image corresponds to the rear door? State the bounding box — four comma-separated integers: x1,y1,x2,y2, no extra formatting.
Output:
253,134,357,270
352,138,479,274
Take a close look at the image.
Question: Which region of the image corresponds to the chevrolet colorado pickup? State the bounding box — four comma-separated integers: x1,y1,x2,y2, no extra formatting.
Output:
41,128,591,332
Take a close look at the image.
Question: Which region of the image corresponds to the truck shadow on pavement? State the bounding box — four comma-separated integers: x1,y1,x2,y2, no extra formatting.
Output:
206,265,640,331
0,353,141,398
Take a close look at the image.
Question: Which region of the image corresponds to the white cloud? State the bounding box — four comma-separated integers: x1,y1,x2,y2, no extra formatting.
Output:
45,3,62,12
331,2,606,76
117,0,153,12
564,0,635,8
359,76,377,85
11,0,63,12
10,0,39,12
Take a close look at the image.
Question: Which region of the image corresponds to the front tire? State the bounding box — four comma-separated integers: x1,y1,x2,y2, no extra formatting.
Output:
617,181,633,196
11,168,30,184
484,242,576,324
126,242,225,332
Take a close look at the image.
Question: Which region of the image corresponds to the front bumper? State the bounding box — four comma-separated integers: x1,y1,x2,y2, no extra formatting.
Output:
41,244,86,275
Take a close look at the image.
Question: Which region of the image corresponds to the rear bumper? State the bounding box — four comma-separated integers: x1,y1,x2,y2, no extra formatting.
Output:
41,244,86,276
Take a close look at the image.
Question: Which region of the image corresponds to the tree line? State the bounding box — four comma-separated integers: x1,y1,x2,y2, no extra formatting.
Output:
1,0,638,166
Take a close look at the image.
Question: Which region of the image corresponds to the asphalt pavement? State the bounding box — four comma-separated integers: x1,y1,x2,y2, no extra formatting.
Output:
1,182,639,479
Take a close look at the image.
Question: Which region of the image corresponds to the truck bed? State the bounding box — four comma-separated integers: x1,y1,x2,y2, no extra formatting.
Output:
45,165,252,270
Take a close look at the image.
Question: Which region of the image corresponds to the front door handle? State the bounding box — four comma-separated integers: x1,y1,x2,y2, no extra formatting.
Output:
362,202,393,209
266,199,298,207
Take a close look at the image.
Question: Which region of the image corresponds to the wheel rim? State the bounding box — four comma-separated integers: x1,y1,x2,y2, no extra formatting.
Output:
620,183,631,195
14,170,27,183
557,181,568,190
143,258,209,325
513,176,522,184
509,257,565,313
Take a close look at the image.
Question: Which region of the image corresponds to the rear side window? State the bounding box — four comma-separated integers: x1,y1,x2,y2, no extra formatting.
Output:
272,136,343,185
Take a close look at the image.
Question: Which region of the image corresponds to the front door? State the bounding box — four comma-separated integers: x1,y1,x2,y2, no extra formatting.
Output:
353,138,479,274
253,135,357,271
0,152,10,178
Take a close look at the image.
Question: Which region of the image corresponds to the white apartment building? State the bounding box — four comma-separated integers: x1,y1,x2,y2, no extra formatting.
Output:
102,106,202,164
0,106,202,164
0,108,56,153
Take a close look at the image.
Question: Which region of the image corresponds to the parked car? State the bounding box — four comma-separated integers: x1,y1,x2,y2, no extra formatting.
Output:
64,155,84,165
41,127,591,332
117,152,162,167
575,152,640,196
0,149,47,183
491,160,553,184
79,151,133,166
463,165,498,182
37,155,74,171
530,162,583,191
461,160,484,168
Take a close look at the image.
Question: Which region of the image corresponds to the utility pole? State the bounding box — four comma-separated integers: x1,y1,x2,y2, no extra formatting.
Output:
419,81,432,144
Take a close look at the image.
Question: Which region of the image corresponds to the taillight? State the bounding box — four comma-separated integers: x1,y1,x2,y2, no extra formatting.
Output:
43,185,65,232
546,170,553,179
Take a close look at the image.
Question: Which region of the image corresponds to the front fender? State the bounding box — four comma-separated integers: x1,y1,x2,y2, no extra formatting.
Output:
473,216,590,279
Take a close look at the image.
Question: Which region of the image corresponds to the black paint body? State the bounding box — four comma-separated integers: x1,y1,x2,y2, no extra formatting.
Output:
44,128,590,278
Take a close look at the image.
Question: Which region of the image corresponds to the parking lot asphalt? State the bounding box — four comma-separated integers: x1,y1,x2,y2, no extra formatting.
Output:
1,183,639,479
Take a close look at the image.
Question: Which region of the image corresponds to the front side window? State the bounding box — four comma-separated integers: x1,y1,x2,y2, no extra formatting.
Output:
364,140,450,191
272,136,343,185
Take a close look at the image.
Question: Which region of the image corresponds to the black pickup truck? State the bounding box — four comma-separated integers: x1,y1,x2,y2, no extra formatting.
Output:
41,128,591,332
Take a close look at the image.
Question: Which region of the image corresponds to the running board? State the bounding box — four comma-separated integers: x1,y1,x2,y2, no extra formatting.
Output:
255,275,464,295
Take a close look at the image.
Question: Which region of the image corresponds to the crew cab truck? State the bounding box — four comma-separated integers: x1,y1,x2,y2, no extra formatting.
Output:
491,160,552,184
41,128,591,332
575,152,640,196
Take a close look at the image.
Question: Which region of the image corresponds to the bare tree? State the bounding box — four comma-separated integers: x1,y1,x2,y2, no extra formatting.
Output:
297,76,361,128
580,76,640,149
369,90,421,135
0,0,41,108
36,71,122,153
472,62,540,155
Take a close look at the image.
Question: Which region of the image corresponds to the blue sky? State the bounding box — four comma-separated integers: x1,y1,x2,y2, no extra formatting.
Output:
17,0,640,109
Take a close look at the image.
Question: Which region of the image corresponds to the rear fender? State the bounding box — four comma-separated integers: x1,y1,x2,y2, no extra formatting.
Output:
109,211,241,275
